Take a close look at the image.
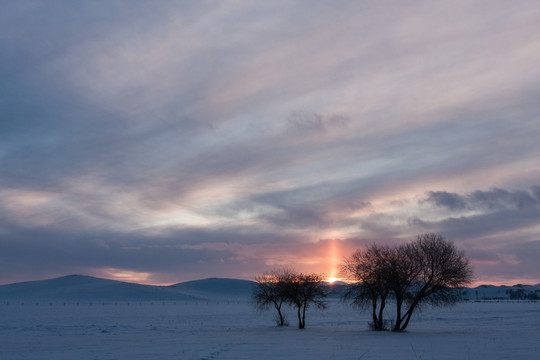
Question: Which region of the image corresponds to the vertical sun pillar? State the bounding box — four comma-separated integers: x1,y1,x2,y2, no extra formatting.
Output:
328,238,340,282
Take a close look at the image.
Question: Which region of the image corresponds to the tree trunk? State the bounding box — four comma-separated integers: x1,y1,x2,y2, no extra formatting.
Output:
273,299,285,326
371,297,378,329
398,299,420,331
277,307,285,326
399,312,413,331
301,302,307,329
297,306,304,329
393,298,403,332
377,297,386,330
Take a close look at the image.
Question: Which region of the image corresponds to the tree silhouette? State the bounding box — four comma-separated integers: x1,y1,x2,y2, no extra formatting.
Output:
252,269,292,326
342,244,394,330
392,233,473,331
285,272,328,329
343,233,473,331
252,269,328,329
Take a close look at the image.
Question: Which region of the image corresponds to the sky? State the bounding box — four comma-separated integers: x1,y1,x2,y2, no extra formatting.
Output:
1,0,540,286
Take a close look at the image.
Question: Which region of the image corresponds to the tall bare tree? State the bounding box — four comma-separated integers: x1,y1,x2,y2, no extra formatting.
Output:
392,233,473,331
341,244,394,330
342,233,473,331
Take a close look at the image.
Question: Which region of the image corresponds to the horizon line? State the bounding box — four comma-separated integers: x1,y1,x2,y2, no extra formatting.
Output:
1,273,539,288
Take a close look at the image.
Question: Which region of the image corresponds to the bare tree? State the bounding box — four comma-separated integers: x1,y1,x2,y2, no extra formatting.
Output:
391,233,473,331
341,244,394,330
342,233,473,332
285,272,328,329
252,269,292,326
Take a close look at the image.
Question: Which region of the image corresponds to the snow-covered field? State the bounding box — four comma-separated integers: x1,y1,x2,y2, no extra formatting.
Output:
1,299,538,360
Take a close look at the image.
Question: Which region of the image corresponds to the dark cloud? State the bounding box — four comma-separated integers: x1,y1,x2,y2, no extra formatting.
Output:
410,187,540,269
469,188,540,210
424,191,467,210
424,187,540,212
242,180,372,231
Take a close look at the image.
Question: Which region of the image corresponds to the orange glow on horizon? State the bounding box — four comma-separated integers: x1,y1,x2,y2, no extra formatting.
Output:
94,267,155,285
467,277,540,287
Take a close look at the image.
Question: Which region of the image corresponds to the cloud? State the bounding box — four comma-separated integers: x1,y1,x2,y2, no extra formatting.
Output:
424,191,468,210
406,186,540,283
469,188,540,210
425,187,540,212
1,1,540,284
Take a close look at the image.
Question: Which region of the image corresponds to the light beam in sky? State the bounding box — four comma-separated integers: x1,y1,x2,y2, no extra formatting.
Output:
326,236,341,282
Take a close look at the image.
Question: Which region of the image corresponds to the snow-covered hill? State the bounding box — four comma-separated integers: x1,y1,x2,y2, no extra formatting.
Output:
0,275,538,302
460,283,540,300
0,275,254,302
171,278,255,300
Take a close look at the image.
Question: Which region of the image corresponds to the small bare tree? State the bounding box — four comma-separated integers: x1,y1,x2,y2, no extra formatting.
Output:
286,272,328,329
252,269,292,326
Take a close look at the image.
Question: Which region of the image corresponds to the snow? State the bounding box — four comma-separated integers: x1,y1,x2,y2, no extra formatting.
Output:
0,275,253,302
460,283,540,300
0,276,538,359
1,299,538,359
171,278,255,300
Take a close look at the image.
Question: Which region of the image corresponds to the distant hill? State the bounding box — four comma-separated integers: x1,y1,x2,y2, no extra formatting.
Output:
171,278,255,300
0,275,538,302
460,283,540,300
0,275,252,302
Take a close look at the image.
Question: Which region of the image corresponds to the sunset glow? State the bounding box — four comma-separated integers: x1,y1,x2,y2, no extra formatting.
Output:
96,268,153,285
327,238,341,282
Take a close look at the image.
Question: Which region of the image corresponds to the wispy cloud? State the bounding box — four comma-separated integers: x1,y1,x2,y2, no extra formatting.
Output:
1,0,540,284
